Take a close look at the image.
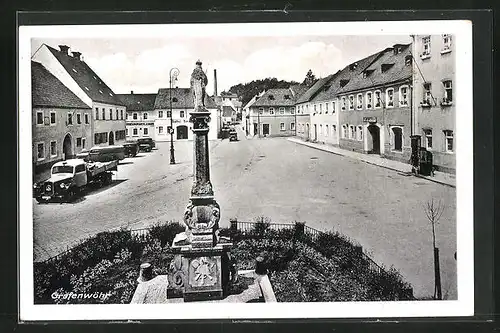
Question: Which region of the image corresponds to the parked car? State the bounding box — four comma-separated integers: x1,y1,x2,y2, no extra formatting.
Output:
88,145,126,162
137,137,155,152
75,149,90,161
123,141,139,157
229,129,238,141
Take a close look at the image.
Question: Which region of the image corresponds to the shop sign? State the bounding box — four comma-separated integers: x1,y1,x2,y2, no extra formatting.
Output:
363,117,377,123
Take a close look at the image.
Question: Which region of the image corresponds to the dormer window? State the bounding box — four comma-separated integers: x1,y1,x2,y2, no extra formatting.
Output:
268,95,275,100
340,79,349,88
363,70,374,78
405,55,412,66
172,97,178,102
349,63,358,70
284,95,290,100
72,68,77,73
381,63,394,72
99,90,103,94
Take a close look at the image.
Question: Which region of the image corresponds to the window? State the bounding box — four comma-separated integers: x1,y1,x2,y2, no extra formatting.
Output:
102,108,105,120
290,107,295,114
67,113,73,125
115,130,126,141
76,113,81,124
50,141,57,156
422,83,432,105
82,138,86,148
36,111,43,125
442,34,452,52
75,164,86,173
143,113,148,120
76,138,82,147
332,125,336,137
325,125,329,137
133,128,138,136
84,113,89,124
348,95,354,110
391,126,403,152
109,109,113,120
158,111,163,118
366,92,373,109
121,110,124,120
350,125,356,139
423,129,432,149
167,111,172,118
399,86,409,106
269,107,275,115
133,113,138,120
443,80,452,104
126,128,129,136
50,112,56,124
37,143,45,160
158,126,164,134
341,97,347,111
95,107,99,120
180,111,185,118
258,108,263,115
325,103,328,114
319,124,323,135
374,90,381,108
357,126,363,141
144,128,149,135
291,122,295,131
280,122,285,131
386,88,394,107
422,36,431,57
444,130,454,152
342,125,348,139
357,94,363,110
279,107,285,115
319,104,323,114
314,105,317,113
332,101,336,113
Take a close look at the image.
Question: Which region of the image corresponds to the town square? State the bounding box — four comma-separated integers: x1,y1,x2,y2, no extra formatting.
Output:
21,21,471,315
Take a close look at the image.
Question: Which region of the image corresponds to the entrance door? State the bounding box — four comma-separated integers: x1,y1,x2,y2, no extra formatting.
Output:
63,133,73,160
109,131,114,145
306,123,310,140
262,124,270,136
177,125,188,140
368,124,380,154
253,123,258,136
313,124,318,142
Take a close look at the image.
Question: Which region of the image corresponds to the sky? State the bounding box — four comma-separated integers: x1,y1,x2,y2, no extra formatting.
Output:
31,35,411,96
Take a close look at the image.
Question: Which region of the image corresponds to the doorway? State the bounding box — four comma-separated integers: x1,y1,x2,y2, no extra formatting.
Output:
63,133,73,160
177,125,188,139
367,124,380,154
306,123,310,141
253,123,258,136
109,131,114,145
262,124,270,136
313,124,318,142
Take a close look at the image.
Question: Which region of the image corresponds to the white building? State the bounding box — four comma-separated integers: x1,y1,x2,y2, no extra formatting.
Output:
153,88,220,141
117,92,157,140
32,44,127,147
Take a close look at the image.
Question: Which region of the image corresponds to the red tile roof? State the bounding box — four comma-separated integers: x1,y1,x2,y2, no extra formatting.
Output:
32,61,90,109
46,44,125,106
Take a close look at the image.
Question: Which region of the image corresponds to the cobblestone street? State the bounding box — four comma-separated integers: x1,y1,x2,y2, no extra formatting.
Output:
33,127,457,299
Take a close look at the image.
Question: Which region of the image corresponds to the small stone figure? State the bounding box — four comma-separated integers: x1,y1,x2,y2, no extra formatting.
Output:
190,60,208,109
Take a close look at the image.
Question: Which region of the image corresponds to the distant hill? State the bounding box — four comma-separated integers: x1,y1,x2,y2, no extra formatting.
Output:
226,77,300,106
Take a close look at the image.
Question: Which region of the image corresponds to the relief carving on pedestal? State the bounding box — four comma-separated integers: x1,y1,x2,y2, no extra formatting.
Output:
191,180,214,197
183,200,220,232
167,255,186,291
189,257,217,287
189,114,211,130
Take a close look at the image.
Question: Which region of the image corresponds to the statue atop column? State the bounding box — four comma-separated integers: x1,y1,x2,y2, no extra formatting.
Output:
190,60,208,109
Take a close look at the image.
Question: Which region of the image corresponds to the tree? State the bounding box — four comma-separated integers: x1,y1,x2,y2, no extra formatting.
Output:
302,69,316,87
423,197,446,300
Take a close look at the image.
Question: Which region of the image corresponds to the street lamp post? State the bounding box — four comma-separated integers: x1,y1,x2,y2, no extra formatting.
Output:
169,67,180,165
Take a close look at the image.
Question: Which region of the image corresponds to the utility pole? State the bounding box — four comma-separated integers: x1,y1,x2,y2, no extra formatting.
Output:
169,67,179,165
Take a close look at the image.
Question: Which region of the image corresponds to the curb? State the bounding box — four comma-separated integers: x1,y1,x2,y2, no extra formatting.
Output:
288,138,456,188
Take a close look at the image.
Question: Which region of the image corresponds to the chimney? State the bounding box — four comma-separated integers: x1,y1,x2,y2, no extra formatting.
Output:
71,51,82,60
59,45,70,54
214,69,218,97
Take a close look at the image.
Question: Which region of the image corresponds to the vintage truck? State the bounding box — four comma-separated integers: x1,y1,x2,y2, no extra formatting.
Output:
33,158,118,203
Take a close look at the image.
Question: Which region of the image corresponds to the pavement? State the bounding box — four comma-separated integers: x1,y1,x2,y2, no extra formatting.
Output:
32,126,457,299
287,137,456,188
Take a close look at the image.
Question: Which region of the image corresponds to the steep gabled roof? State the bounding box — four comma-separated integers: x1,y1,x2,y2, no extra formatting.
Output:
116,93,157,111
289,83,309,99
296,75,335,104
337,44,412,94
32,61,90,109
46,44,125,106
252,88,298,107
154,88,218,109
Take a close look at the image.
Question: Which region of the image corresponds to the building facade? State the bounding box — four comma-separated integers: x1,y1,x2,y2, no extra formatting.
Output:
153,88,219,141
117,92,157,141
31,61,92,175
32,44,126,147
337,44,413,164
412,34,456,173
249,88,300,137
